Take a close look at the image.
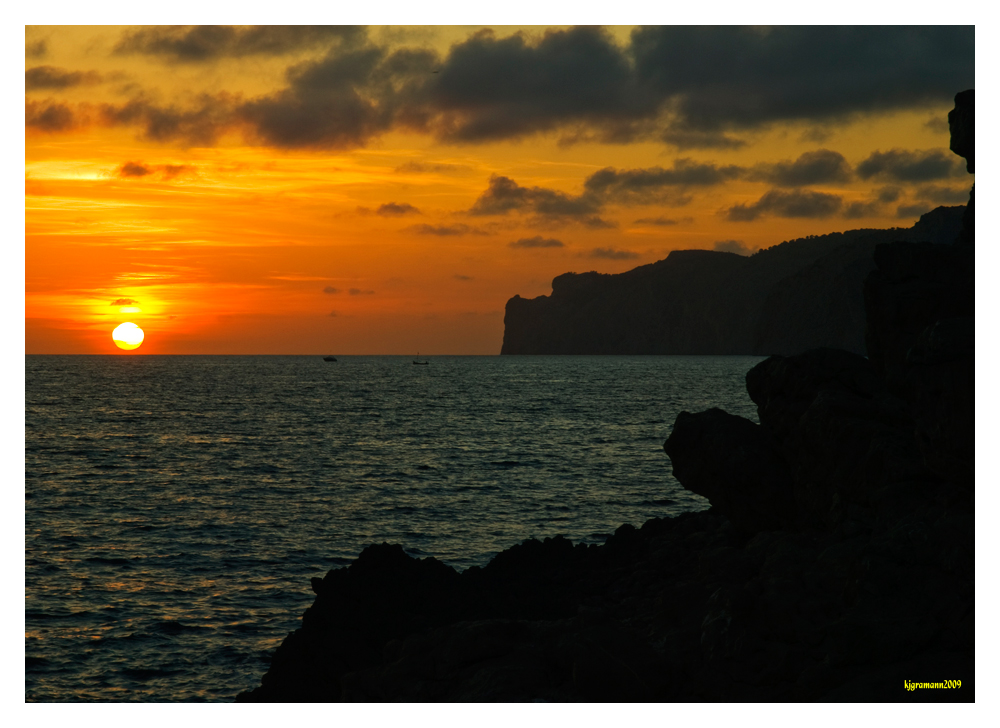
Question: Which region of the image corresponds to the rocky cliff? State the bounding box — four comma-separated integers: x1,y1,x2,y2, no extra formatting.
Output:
501,207,964,356
236,91,974,703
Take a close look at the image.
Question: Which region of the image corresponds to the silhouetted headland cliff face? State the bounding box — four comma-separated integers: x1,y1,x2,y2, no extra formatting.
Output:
236,92,973,702
501,207,964,356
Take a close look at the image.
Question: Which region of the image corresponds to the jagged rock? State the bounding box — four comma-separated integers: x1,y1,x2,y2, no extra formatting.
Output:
745,348,931,530
949,89,974,173
663,408,794,535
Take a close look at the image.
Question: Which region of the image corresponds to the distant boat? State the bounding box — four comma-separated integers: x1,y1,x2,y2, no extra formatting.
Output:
413,352,428,365
323,356,337,362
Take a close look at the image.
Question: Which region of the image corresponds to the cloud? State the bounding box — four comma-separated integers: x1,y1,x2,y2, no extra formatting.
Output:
322,286,340,294
746,149,852,187
856,148,966,182
110,298,137,306
633,26,973,134
583,159,742,203
727,188,843,221
897,204,932,219
25,100,77,132
454,274,473,281
406,223,490,236
114,161,196,179
26,66,102,91
841,185,905,219
470,174,599,218
509,236,564,249
842,200,885,219
376,202,420,216
30,26,973,152
348,288,375,295
118,161,153,177
113,25,363,62
713,240,756,255
590,247,639,260
98,95,235,146
876,186,903,203
26,39,47,59
633,216,693,226
469,165,721,228
915,184,972,205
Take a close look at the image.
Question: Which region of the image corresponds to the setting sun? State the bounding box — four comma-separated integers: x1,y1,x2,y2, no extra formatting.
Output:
112,322,144,350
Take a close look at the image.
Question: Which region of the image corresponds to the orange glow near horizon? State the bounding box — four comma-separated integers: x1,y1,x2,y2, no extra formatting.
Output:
25,26,974,354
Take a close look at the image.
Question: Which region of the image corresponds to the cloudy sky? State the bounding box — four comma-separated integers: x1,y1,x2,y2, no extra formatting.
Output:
25,24,974,354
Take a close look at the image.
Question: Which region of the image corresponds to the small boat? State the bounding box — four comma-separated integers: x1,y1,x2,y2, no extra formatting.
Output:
413,352,428,365
323,356,337,362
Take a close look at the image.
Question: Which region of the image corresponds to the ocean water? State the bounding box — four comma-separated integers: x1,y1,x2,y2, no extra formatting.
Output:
25,354,764,702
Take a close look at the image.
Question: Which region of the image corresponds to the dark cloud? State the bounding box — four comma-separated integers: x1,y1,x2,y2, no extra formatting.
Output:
713,240,756,256
420,27,657,144
407,223,490,236
633,216,693,226
113,25,363,62
454,274,473,281
583,159,742,203
590,247,639,260
26,39,47,59
118,161,152,177
632,26,973,134
842,200,885,219
25,100,77,132
98,96,235,146
32,26,973,152
469,174,600,218
841,185,905,219
469,164,722,228
856,148,966,182
509,236,564,249
26,66,102,91
746,149,851,187
897,204,932,219
110,298,137,306
915,184,972,205
727,188,843,221
876,186,903,203
114,161,196,179
322,286,340,294
348,288,375,295
376,202,420,216
237,44,396,149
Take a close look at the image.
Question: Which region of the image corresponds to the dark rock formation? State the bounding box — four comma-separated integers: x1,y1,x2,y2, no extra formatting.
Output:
663,408,794,535
501,207,964,356
949,89,974,248
237,94,974,703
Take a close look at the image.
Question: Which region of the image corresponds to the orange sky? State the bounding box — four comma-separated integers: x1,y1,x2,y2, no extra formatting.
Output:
25,25,975,354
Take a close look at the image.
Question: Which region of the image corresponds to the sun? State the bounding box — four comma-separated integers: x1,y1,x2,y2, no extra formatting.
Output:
112,322,145,350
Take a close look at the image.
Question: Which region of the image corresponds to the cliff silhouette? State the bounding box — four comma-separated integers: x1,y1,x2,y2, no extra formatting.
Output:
501,207,964,356
237,91,973,702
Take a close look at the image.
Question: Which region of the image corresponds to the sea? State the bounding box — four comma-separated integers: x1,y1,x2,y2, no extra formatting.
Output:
25,354,764,702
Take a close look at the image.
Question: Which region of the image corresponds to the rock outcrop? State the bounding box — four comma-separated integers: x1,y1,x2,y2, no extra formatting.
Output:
501,207,965,356
237,92,974,703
